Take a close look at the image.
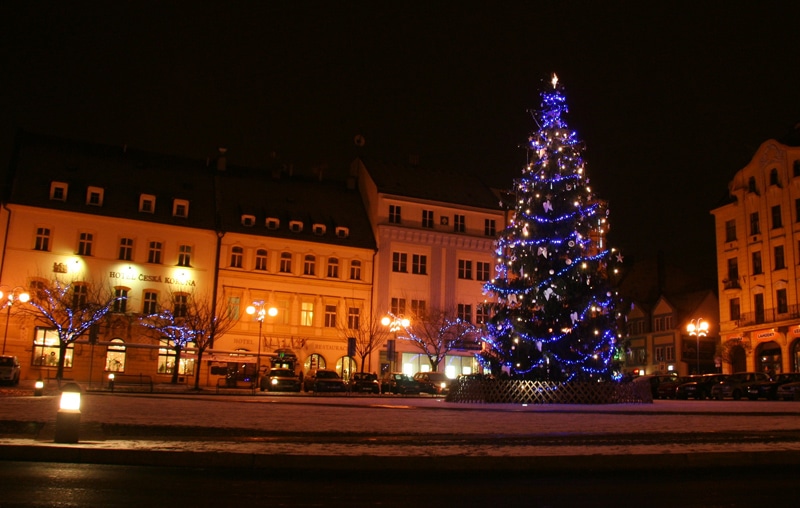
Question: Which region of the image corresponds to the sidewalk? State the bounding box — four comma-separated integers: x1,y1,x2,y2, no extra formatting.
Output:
3,381,800,473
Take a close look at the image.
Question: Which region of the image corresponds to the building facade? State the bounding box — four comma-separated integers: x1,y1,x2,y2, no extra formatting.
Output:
711,127,800,376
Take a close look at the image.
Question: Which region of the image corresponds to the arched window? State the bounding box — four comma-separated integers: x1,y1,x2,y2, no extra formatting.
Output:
769,168,780,186
336,356,358,382
230,246,243,268
304,353,326,373
748,176,758,194
105,338,126,372
303,254,316,276
255,249,268,271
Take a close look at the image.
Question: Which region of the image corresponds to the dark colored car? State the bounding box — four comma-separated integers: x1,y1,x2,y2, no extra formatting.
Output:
710,372,771,400
349,372,380,394
0,355,21,386
260,368,301,392
776,381,800,401
656,376,691,399
380,372,421,394
414,371,452,395
303,369,347,393
675,374,728,400
632,374,679,399
749,373,800,400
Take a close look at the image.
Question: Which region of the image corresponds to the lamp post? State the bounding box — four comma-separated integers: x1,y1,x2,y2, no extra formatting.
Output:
0,286,31,355
381,314,410,373
246,301,277,386
687,318,709,375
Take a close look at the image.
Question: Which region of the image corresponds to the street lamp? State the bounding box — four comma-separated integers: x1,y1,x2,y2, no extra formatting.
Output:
381,314,410,373
1,286,31,355
687,318,709,375
246,301,278,385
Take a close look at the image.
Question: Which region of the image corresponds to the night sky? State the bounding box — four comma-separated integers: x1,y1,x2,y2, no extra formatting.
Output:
3,1,799,280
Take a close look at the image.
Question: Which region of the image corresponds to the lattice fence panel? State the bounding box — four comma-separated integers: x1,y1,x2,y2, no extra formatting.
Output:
446,378,652,405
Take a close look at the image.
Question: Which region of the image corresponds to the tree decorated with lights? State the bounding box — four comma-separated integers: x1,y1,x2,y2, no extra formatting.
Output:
481,74,622,382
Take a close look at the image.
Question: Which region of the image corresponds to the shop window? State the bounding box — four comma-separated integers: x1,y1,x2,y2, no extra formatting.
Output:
158,338,195,376
105,339,126,372
32,328,72,368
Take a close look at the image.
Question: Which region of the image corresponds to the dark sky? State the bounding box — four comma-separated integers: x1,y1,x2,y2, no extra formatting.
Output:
3,1,799,280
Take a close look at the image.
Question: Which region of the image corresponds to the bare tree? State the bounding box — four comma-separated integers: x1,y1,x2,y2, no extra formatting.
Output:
21,277,121,381
400,308,481,371
138,289,195,384
337,309,391,374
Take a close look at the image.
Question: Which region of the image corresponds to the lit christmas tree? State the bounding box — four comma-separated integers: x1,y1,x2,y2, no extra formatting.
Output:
481,74,622,382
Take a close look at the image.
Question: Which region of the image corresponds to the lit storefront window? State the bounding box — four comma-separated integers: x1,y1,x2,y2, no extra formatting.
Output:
105,338,126,372
32,328,73,368
157,339,195,375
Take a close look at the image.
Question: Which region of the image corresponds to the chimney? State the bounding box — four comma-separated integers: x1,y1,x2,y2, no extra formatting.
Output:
216,147,228,171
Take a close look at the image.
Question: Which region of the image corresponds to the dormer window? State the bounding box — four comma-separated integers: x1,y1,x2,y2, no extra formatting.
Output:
335,226,349,238
173,199,189,218
50,182,68,201
289,220,303,233
86,186,104,206
139,194,156,213
312,224,326,236
266,218,280,230
241,215,256,227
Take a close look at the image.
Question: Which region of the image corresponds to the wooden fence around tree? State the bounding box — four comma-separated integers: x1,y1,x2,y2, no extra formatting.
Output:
445,377,653,404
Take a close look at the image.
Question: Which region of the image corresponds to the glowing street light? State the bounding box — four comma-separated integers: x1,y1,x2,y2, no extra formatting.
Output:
381,314,410,373
246,301,278,386
687,318,709,375
0,286,30,355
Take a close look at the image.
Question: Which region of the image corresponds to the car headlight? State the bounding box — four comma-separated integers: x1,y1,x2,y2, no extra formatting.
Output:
271,378,279,385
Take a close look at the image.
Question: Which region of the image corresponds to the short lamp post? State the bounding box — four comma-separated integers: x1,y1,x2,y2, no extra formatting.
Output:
54,382,83,443
0,286,31,355
381,314,410,373
246,301,277,386
687,318,709,375
34,378,44,397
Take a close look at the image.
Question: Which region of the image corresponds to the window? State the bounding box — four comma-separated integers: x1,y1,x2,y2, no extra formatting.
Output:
255,249,268,271
665,345,675,362
77,232,93,256
139,194,155,213
327,257,339,278
729,298,740,321
177,245,192,267
457,303,473,322
303,254,316,276
795,160,800,178
173,199,189,218
769,168,779,186
727,257,739,281
173,294,188,318
458,259,473,279
484,219,496,236
411,299,426,317
335,226,349,238
412,254,427,275
774,245,786,270
422,210,434,228
72,284,88,308
266,218,280,230
748,176,758,194
241,214,255,227
653,314,672,331
143,291,158,315
654,346,664,363
280,252,292,273
771,205,783,229
324,305,337,327
628,320,645,335
777,289,788,315
347,307,360,329
313,224,326,236
752,251,763,275
148,241,163,264
300,302,314,326
454,214,465,233
476,303,490,324
349,260,362,280
750,212,760,235
119,238,134,261
86,186,104,206
112,288,128,313
50,182,68,201
289,220,303,233
389,205,401,224
476,261,491,281
33,327,72,368
105,339,126,372
724,220,736,242
158,338,195,376
754,293,765,324
34,227,51,251
390,297,406,316
230,246,243,268
227,296,240,320
392,252,408,273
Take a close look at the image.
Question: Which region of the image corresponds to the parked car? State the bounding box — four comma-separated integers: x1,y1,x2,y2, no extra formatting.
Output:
675,374,728,400
380,372,421,394
776,381,800,401
260,368,301,392
710,372,771,400
746,373,800,400
656,376,691,399
632,374,678,399
349,372,381,394
414,372,452,396
303,369,347,393
0,355,21,386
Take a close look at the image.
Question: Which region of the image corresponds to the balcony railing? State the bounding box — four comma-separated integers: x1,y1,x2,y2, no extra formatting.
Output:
737,305,800,326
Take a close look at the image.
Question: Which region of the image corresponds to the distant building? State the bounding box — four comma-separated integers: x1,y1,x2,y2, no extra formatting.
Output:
711,124,800,375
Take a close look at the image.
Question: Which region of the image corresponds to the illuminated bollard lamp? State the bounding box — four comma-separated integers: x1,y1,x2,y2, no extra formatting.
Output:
34,378,44,397
54,382,83,443
108,373,115,391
